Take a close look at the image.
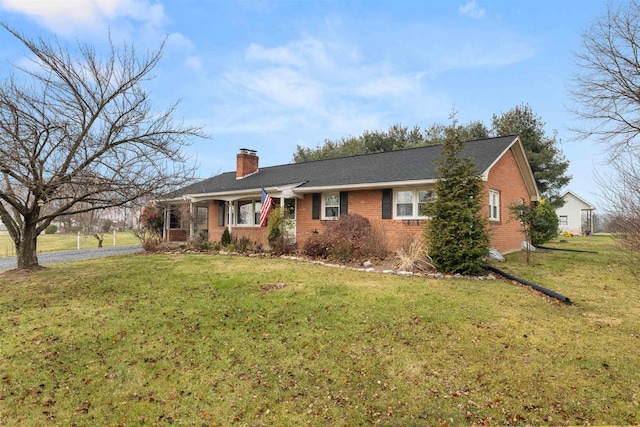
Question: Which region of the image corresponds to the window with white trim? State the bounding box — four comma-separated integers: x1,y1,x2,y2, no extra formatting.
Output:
489,189,500,221
233,199,263,227
323,193,340,219
559,215,568,226
394,189,433,219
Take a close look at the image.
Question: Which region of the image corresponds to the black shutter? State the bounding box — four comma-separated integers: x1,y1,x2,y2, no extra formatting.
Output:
312,193,320,220
340,191,348,216
218,201,225,226
382,189,392,219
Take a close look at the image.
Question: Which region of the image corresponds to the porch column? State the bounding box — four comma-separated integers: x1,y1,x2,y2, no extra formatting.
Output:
189,201,195,239
163,205,169,241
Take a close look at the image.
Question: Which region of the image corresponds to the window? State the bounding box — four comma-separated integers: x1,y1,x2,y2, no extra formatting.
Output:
417,190,433,216
237,200,253,225
489,189,500,221
169,205,182,229
195,206,208,230
284,198,296,219
233,198,267,226
559,215,568,226
254,201,262,225
394,189,433,219
396,190,414,217
323,193,340,219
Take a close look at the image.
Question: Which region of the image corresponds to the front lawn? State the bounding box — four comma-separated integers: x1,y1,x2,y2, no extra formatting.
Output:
0,235,638,425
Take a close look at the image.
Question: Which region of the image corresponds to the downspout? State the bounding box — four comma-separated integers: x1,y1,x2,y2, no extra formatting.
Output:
486,265,572,305
536,246,597,254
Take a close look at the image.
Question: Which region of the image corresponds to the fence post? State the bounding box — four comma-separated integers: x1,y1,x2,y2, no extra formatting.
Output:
77,232,81,250
113,229,117,246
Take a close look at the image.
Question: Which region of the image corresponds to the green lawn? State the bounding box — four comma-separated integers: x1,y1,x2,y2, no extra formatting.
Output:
0,231,140,257
0,235,638,425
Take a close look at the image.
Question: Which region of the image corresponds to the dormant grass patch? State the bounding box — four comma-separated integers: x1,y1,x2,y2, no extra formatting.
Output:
0,235,638,425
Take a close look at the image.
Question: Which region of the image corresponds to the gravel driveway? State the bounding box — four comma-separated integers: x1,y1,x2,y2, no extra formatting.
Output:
0,245,143,271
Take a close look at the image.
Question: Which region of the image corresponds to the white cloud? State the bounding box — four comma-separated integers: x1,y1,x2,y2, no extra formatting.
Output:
459,1,486,19
204,32,452,143
225,67,324,109
354,75,419,98
0,0,166,33
245,37,332,70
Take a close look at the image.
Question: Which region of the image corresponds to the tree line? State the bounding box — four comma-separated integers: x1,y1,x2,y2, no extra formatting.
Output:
293,104,571,208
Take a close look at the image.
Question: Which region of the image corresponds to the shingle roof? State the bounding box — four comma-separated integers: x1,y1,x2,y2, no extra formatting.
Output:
166,135,518,199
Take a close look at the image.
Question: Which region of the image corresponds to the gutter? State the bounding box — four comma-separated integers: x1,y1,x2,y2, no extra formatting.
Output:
486,265,572,305
536,245,598,254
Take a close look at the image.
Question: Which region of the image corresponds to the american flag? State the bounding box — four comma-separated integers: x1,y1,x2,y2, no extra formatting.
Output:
259,188,273,227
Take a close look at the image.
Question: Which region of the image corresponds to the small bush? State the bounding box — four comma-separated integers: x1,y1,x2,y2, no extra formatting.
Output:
190,230,213,251
531,199,560,246
360,226,388,259
303,232,330,258
328,240,357,263
325,214,372,252
270,236,296,256
44,224,58,234
303,214,378,263
142,236,161,252
221,229,232,246
236,236,254,254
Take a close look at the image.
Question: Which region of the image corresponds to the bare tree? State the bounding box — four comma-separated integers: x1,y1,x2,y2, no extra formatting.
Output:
596,155,640,275
570,0,640,157
0,24,203,270
571,1,640,270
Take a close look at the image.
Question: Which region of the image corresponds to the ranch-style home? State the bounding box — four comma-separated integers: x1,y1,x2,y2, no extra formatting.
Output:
160,135,539,254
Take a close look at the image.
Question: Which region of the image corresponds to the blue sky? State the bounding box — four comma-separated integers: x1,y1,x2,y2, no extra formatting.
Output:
0,0,610,205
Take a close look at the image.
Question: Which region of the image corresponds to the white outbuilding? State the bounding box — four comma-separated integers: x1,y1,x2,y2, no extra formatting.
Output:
556,190,596,236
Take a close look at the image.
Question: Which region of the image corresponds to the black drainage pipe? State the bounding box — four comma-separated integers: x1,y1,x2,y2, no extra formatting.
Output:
536,245,598,254
486,265,573,305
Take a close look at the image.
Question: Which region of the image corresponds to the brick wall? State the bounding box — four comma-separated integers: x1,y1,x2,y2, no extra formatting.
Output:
168,229,188,242
296,191,424,252
484,147,531,253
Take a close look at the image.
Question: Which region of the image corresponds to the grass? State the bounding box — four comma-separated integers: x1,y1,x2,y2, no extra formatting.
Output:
0,235,639,425
0,231,140,258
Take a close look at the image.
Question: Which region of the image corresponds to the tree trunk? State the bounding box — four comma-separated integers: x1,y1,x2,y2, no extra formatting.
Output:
16,222,39,270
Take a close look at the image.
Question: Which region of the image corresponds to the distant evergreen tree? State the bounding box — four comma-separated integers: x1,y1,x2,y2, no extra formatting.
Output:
424,123,490,275
492,104,571,208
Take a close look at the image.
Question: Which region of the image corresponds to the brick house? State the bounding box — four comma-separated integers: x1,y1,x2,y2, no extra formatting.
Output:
160,135,539,254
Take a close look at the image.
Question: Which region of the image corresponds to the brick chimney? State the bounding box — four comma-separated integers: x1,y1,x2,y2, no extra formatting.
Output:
236,148,259,179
